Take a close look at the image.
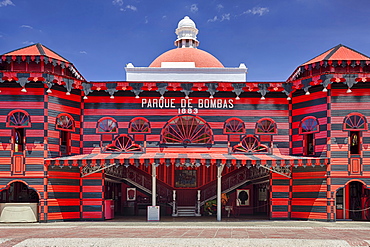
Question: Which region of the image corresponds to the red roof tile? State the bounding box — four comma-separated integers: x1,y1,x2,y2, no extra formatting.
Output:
3,43,69,63
302,44,370,66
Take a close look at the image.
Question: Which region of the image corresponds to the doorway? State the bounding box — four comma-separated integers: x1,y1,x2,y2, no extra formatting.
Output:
336,181,370,220
0,181,39,203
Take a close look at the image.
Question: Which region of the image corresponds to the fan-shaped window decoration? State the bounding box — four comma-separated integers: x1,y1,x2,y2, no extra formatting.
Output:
255,118,277,134
299,116,319,134
6,110,31,128
56,114,75,131
128,117,151,134
161,115,213,145
223,118,245,134
97,117,118,133
343,113,367,131
232,135,268,153
105,134,143,152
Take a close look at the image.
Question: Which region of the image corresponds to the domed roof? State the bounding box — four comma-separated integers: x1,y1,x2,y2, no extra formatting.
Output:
177,16,196,29
149,48,224,68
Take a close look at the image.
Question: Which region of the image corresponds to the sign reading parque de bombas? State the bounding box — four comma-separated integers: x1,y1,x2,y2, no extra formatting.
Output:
141,98,234,114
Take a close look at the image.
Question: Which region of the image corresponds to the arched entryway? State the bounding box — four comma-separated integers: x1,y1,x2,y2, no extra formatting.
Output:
336,180,370,220
0,181,40,222
0,181,39,203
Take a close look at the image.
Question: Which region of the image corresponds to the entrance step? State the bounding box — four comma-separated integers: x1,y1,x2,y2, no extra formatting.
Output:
176,206,197,217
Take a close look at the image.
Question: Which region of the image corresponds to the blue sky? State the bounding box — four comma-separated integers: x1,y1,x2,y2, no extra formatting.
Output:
1,0,370,82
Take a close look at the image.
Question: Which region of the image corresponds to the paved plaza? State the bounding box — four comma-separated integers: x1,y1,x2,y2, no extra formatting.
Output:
0,217,369,247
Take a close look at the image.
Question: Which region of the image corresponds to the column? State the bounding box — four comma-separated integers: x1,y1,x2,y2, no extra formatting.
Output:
152,163,157,206
217,164,225,221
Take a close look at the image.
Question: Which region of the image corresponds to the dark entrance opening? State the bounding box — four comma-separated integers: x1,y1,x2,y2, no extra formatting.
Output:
336,182,370,221
0,181,39,203
349,181,364,220
0,181,40,222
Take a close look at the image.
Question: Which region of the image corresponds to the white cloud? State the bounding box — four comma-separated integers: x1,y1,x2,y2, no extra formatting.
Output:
118,4,137,11
145,16,148,24
221,13,230,21
112,0,123,6
22,41,35,46
216,4,223,11
207,16,218,23
0,0,14,7
80,51,87,54
125,5,137,11
243,7,269,16
113,0,137,11
190,4,198,13
207,13,230,23
20,25,33,29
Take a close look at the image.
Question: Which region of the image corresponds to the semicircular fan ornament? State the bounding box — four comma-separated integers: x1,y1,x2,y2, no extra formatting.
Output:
162,115,212,145
224,118,245,134
232,135,268,153
98,118,118,133
344,114,366,130
256,119,277,134
301,117,319,133
129,118,150,133
105,135,142,152
56,114,74,130
8,111,30,127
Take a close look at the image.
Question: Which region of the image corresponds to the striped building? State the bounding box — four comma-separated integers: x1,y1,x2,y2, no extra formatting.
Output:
0,16,368,222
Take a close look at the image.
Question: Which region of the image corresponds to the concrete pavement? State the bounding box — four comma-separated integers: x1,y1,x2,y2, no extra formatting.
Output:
0,217,369,246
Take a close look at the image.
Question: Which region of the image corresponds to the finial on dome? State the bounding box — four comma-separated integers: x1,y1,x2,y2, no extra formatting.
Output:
175,16,199,48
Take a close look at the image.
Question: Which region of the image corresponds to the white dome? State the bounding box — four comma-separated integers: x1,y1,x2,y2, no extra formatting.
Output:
177,16,196,28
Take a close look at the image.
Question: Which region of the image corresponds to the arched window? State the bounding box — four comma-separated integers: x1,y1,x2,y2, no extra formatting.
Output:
299,116,319,134
232,135,268,153
299,116,319,156
343,113,368,155
56,113,75,131
343,113,367,131
105,134,143,152
223,118,245,134
6,110,30,174
56,113,74,156
128,117,151,134
161,115,213,145
6,110,30,152
6,110,31,128
255,118,277,134
97,117,118,133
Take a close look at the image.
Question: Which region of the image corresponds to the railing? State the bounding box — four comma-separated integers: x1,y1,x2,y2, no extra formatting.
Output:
122,165,269,215
199,167,249,204
122,166,173,204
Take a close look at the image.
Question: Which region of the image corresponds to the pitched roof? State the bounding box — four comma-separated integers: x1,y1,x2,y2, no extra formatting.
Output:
301,44,370,66
3,43,69,63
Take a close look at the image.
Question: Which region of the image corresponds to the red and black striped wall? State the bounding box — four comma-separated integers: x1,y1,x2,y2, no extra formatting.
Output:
291,86,328,157
330,82,370,217
81,90,290,156
47,166,81,221
46,84,82,158
289,85,330,220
